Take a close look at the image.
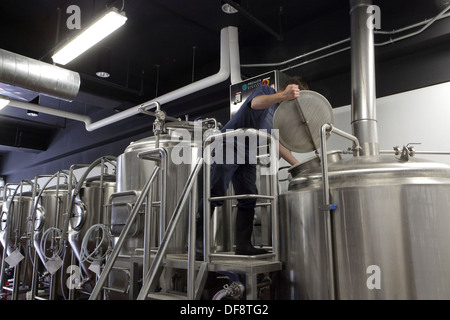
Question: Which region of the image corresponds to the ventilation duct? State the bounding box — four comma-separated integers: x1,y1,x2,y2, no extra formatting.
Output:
0,49,80,101
350,0,379,156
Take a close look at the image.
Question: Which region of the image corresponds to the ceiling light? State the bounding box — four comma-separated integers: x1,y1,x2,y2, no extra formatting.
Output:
0,97,10,110
52,7,127,65
27,110,39,117
96,71,111,78
222,1,240,14
222,3,238,14
96,47,112,78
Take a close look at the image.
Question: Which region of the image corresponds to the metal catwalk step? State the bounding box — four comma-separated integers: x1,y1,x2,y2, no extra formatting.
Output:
147,292,188,300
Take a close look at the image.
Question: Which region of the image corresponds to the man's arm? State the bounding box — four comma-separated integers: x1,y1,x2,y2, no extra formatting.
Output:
251,84,300,110
279,142,299,166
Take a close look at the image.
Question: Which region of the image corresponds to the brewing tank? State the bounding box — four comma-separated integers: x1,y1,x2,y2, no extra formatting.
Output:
276,153,450,299
67,174,116,278
33,185,70,266
114,121,209,254
0,190,34,288
0,191,33,256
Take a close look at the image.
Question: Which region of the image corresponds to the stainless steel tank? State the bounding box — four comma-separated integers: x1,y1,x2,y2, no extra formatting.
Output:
106,120,217,298
1,190,33,256
68,174,116,281
0,187,34,289
33,184,70,267
114,121,212,254
276,153,450,299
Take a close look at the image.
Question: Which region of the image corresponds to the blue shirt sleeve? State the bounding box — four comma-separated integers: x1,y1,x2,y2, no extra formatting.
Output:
222,85,277,132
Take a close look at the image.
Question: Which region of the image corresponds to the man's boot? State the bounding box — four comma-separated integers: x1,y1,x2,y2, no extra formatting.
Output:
235,208,267,255
195,210,204,260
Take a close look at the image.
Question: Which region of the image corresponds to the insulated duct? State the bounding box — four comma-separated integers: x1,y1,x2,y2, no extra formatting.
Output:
350,0,379,156
3,26,234,132
0,49,80,101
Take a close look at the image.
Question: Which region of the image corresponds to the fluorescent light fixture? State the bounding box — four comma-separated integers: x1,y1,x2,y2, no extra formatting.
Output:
0,97,10,110
52,7,127,65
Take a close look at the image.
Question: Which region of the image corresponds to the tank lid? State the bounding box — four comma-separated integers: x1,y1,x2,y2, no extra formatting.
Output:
289,150,342,177
273,90,334,153
85,174,116,184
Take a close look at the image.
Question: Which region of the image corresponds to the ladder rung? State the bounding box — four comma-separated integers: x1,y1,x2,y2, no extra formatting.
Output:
147,292,187,300
209,194,274,202
103,286,128,293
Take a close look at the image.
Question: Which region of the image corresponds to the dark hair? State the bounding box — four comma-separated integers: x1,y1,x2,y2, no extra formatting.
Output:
282,76,309,91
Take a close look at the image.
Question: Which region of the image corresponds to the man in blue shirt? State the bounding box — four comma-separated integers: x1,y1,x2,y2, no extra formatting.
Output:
198,76,308,258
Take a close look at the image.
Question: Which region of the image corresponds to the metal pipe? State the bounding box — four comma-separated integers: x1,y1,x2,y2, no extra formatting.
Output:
329,123,361,156
319,123,362,300
242,38,351,68
350,0,379,156
374,4,450,46
380,150,450,155
0,49,80,101
187,170,198,299
2,26,233,132
224,1,282,41
320,124,336,300
84,26,231,132
89,163,161,300
269,134,280,261
242,10,450,69
228,26,243,85
3,96,92,126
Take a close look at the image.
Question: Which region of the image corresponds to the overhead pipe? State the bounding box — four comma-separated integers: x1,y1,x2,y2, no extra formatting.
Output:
228,26,243,84
3,26,234,132
350,0,379,156
3,96,92,126
0,49,80,101
85,26,231,131
224,1,283,41
241,7,450,70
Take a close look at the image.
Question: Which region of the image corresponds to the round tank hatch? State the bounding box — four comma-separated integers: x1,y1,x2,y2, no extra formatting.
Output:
33,206,46,231
273,90,334,153
0,211,7,231
70,200,86,231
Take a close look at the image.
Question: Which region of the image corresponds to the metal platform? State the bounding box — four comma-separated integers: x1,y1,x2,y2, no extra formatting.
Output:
161,252,282,300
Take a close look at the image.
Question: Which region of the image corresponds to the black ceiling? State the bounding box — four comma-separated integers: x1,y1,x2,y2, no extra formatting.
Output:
0,0,449,154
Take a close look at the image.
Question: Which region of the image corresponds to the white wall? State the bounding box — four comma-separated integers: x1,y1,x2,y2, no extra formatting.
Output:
279,81,450,188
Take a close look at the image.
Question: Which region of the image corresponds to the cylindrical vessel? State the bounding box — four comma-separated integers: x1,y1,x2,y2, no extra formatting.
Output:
0,192,33,255
276,154,450,300
33,185,70,266
0,191,34,287
68,174,116,278
115,121,213,254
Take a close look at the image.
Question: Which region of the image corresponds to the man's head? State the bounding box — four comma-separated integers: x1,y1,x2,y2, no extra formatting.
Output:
281,76,309,91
